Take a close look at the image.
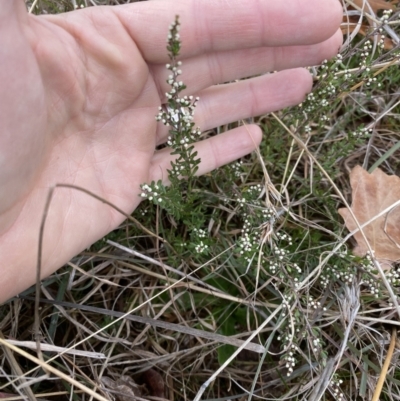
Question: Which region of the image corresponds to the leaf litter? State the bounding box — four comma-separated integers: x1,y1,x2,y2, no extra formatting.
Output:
339,165,400,268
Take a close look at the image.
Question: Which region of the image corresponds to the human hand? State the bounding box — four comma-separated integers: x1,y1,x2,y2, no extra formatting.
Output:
0,0,342,303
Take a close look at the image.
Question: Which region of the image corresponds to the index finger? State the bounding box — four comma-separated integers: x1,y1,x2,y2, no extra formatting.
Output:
115,0,343,62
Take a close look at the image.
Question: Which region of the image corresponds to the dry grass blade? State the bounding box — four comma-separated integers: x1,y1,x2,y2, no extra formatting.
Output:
108,240,275,307
0,332,37,401
28,0,39,13
3,340,106,359
0,338,109,401
22,296,265,354
0,391,83,401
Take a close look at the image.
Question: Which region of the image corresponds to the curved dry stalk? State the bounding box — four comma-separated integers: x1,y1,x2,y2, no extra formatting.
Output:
371,326,397,401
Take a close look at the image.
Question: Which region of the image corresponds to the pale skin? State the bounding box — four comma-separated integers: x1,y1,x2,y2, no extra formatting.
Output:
0,0,343,303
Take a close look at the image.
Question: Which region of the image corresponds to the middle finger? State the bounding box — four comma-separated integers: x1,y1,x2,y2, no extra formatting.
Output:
150,30,342,102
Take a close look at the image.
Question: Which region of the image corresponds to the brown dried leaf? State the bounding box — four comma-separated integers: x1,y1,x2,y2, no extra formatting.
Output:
101,376,145,401
141,369,165,399
101,370,165,401
338,166,400,264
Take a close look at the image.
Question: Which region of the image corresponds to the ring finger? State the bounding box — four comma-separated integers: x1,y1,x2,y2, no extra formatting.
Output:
155,67,312,145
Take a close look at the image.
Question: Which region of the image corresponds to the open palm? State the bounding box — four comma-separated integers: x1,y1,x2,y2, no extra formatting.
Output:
0,0,342,302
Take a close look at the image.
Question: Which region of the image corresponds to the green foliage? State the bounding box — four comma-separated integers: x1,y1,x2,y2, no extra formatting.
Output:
15,4,400,401
135,9,400,398
140,17,202,224
217,313,237,365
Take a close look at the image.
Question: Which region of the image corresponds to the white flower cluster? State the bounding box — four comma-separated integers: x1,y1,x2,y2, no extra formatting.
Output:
239,218,257,256
377,27,388,50
269,261,279,274
167,21,180,42
262,208,275,219
140,183,163,203
343,69,352,80
351,127,372,138
281,293,292,316
320,264,355,288
357,39,382,87
154,17,203,159
306,92,316,103
237,196,247,207
363,284,381,298
195,241,209,254
308,295,321,310
267,234,298,277
293,263,301,274
335,265,354,284
319,251,400,299
273,246,289,261
304,125,312,133
232,161,244,177
156,95,201,131
311,337,322,352
360,40,373,66
248,184,263,195
330,379,345,401
192,228,209,254
365,76,379,87
360,252,383,298
283,349,297,376
320,82,336,97
320,273,330,288
236,186,263,208
301,41,389,122
277,332,298,376
386,268,400,285
276,232,293,246
320,59,329,68
277,333,292,342
380,9,393,22
193,228,207,238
